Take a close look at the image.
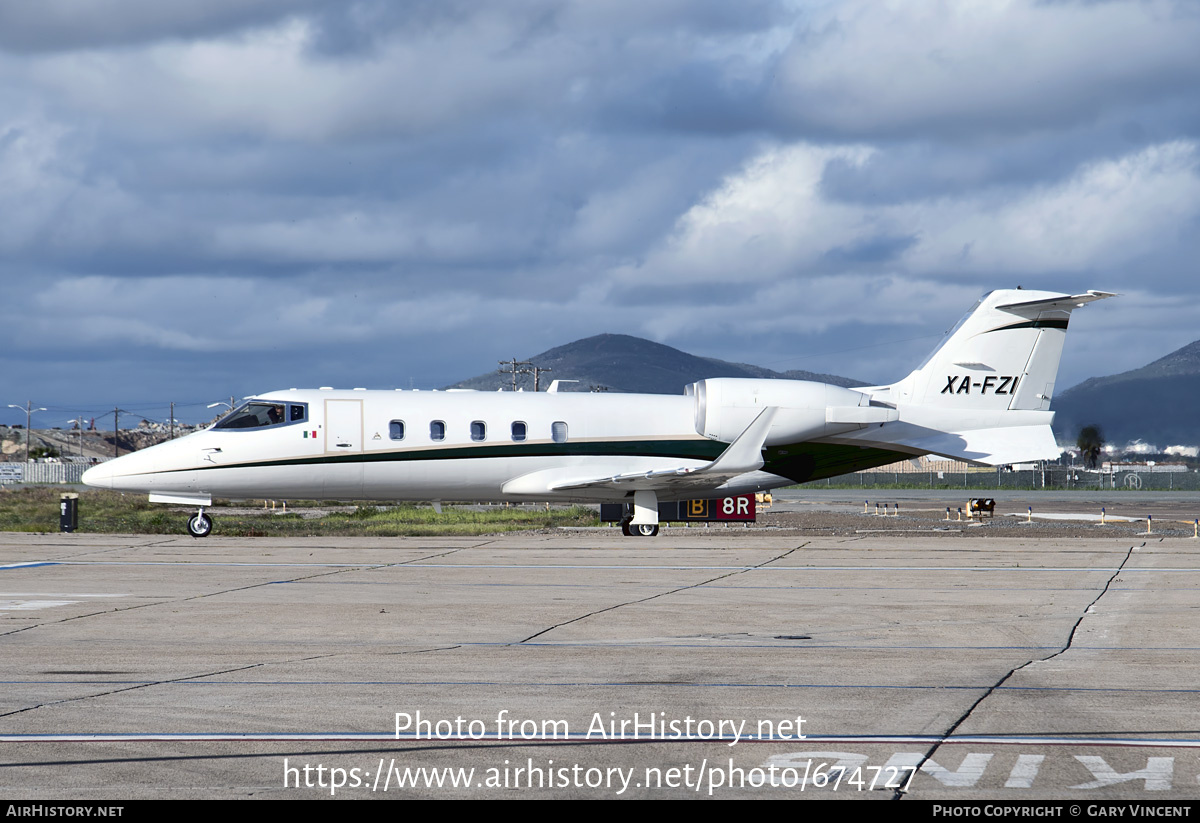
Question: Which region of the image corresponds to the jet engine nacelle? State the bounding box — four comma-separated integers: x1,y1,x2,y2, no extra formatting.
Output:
688,378,887,446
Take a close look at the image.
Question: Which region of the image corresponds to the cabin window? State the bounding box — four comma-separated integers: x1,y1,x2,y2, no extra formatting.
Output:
470,421,486,442
511,421,527,442
389,420,405,440
430,420,445,441
551,421,568,443
289,404,307,422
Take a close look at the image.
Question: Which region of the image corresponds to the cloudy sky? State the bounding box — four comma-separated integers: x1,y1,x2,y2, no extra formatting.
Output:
2,0,1198,427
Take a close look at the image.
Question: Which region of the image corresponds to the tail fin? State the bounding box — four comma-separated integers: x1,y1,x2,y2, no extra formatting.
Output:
859,288,1114,466
891,289,1114,412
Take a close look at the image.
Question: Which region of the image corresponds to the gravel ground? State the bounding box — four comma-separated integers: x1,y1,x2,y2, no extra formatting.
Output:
752,496,1200,538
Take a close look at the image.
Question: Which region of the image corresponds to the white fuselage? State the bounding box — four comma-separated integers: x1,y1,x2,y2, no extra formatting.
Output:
81,288,1113,519
82,388,791,503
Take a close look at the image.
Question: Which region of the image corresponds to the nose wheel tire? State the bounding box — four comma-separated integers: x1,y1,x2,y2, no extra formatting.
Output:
631,523,659,537
187,513,213,538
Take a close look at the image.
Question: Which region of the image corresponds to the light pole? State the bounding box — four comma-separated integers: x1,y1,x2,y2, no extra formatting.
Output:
8,402,46,463
67,418,85,457
207,400,235,422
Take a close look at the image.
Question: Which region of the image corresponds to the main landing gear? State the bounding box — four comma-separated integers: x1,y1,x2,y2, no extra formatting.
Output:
620,489,661,536
620,518,660,537
187,508,213,538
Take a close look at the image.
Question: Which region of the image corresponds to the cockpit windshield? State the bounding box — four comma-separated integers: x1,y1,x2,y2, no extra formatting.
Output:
214,401,305,430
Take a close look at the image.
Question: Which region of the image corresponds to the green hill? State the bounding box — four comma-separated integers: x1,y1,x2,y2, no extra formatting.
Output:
1053,341,1200,446
449,333,865,394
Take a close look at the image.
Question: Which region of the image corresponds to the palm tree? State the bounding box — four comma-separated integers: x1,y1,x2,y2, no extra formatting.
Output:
1077,425,1105,469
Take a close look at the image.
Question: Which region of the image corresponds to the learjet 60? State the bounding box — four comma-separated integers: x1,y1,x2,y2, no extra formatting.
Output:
82,288,1112,537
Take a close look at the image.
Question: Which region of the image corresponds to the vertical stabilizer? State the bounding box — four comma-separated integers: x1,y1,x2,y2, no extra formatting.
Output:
890,289,1114,413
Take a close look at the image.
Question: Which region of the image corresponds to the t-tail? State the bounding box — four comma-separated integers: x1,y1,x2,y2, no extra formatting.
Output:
860,288,1115,466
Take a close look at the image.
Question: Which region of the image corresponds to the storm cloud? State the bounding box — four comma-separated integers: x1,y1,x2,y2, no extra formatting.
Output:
2,0,1197,425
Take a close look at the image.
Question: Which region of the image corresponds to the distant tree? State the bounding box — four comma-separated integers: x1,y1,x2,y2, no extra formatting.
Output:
1077,425,1105,469
28,445,60,460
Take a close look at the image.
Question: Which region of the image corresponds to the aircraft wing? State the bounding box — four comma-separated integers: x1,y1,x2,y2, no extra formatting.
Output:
548,407,778,493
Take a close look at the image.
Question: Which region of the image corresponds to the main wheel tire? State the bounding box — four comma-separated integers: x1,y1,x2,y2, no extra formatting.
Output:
187,513,213,538
632,523,659,537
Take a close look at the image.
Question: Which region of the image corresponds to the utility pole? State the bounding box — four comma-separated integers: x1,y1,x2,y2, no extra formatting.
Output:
498,358,532,391
530,365,552,392
169,402,175,440
105,407,130,458
7,402,46,463
67,417,84,457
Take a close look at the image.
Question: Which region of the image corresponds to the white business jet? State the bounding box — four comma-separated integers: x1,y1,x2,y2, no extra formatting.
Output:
82,288,1112,537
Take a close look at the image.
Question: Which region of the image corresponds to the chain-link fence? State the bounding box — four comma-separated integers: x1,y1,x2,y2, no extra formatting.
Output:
7,459,1199,492
806,467,1200,490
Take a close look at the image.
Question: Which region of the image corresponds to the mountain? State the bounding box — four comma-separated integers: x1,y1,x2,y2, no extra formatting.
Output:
448,333,866,395
1052,340,1200,447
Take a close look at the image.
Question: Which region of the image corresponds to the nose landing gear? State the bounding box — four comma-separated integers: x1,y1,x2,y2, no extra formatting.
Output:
187,508,213,538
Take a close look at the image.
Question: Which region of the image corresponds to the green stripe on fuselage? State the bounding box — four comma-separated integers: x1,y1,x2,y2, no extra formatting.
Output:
178,438,913,486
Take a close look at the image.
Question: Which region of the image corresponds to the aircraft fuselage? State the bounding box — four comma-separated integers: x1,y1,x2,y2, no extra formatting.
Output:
83,388,857,504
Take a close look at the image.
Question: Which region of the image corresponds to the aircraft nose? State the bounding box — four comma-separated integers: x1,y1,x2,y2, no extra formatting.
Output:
81,463,112,490
80,448,162,492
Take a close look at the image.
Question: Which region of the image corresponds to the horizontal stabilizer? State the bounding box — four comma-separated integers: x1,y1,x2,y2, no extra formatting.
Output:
995,290,1116,316
898,425,1061,467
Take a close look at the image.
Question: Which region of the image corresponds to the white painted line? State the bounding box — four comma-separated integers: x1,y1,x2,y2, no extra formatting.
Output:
0,592,127,613
3,733,1200,748
0,592,126,598
0,600,78,612
1004,512,1139,522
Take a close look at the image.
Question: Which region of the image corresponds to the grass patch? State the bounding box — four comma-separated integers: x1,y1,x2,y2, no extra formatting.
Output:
0,487,598,537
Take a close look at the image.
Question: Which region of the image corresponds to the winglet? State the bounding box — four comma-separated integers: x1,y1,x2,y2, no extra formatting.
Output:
706,406,777,475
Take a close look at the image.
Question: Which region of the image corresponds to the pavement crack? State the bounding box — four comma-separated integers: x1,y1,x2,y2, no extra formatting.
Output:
393,547,466,565
48,538,178,561
383,645,462,656
516,544,808,644
1,545,476,639
892,542,1140,800
0,661,269,721
0,564,389,639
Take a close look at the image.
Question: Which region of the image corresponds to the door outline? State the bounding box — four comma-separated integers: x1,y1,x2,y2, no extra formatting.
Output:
324,399,364,454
